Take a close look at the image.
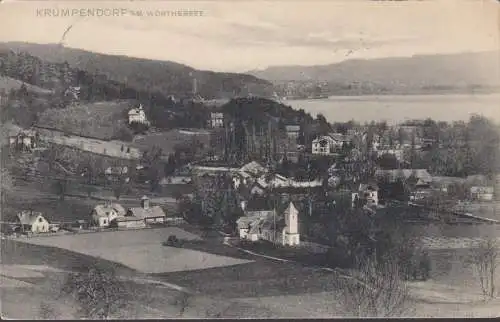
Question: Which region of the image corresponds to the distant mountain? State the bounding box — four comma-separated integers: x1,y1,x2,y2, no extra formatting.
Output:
0,42,274,99
248,52,500,94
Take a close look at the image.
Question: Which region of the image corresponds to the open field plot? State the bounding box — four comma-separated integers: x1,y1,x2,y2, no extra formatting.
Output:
15,227,254,274
36,101,133,141
0,75,52,94
460,201,500,221
37,127,141,159
132,129,211,155
157,259,344,299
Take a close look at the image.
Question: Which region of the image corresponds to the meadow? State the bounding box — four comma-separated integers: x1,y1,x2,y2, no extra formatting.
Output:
36,101,132,141
15,227,254,274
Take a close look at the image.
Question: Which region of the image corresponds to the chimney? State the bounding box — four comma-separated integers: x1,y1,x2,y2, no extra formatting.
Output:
141,195,150,209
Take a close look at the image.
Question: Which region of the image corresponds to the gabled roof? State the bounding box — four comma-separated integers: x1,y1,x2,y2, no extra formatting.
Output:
239,161,267,175
285,125,301,132
93,203,126,217
128,206,165,219
327,132,348,142
16,211,46,226
358,183,379,192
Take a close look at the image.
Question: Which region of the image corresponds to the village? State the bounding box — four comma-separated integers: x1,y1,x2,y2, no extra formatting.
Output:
2,98,499,247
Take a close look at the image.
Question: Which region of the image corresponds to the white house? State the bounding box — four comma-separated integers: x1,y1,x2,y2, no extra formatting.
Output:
312,133,346,155
14,211,50,233
90,201,126,228
208,112,224,128
470,186,494,201
128,104,149,125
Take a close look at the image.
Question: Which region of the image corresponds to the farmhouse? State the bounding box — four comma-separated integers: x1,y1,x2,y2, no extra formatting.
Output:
236,202,300,246
90,201,126,228
128,104,150,125
14,211,50,233
127,196,166,224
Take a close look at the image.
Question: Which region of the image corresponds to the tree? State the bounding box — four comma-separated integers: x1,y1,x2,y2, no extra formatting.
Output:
52,178,68,200
341,254,412,317
469,237,499,299
377,153,399,170
59,264,129,319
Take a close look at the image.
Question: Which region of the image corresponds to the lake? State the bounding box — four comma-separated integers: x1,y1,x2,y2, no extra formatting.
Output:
286,94,500,124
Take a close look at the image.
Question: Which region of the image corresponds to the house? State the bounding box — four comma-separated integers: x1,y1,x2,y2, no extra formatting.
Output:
208,112,224,128
127,196,167,224
9,129,39,152
285,125,301,140
14,211,50,233
236,202,300,246
128,104,150,125
90,201,126,228
105,166,129,182
312,133,347,155
351,183,379,207
470,186,494,201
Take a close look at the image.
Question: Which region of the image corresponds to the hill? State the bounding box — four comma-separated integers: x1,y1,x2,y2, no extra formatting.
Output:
0,42,274,99
0,76,52,95
248,52,500,95
36,100,134,141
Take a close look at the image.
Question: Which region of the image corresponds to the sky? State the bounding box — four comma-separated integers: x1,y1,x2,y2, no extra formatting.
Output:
0,0,498,72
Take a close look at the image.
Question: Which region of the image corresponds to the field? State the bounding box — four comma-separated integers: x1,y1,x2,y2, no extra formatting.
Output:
37,127,142,160
132,129,211,155
0,75,52,94
36,101,132,141
13,227,254,274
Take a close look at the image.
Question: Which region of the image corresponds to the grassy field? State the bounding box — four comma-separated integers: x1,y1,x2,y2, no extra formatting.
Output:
0,76,52,94
36,101,132,141
13,227,254,274
37,127,142,160
132,129,211,155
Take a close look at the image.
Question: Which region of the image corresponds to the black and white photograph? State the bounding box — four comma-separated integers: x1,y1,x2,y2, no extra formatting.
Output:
0,0,499,319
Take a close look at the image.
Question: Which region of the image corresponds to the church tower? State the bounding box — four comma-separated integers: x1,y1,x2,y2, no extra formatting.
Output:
284,202,300,245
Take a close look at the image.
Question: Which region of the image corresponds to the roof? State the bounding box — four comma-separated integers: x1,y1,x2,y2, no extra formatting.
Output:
285,125,301,132
17,211,46,226
431,176,466,186
128,206,165,219
237,210,274,229
358,183,379,192
239,161,267,175
114,216,143,222
141,195,150,200
328,132,348,142
282,202,298,217
93,203,126,217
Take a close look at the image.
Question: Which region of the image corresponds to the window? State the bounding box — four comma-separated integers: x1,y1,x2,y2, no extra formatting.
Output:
39,217,43,223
